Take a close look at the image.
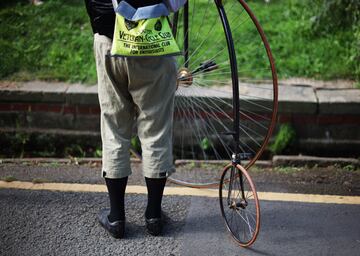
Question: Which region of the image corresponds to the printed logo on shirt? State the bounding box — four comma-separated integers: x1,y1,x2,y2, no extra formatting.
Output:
154,19,162,31
111,15,181,57
124,19,139,31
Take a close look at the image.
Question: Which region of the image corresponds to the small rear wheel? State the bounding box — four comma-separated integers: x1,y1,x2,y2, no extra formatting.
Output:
219,163,260,247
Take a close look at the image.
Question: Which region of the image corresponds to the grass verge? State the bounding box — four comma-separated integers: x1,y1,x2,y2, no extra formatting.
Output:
0,0,358,83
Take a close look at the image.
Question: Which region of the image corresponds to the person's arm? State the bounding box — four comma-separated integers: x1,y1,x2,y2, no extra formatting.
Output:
84,0,116,39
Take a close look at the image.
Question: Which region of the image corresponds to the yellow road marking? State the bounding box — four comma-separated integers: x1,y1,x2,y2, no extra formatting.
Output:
0,181,359,205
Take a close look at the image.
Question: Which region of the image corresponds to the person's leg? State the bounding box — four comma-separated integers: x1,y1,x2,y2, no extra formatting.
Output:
97,41,135,181
127,56,177,235
94,33,135,238
97,177,128,239
105,177,128,222
145,177,167,219
128,56,177,179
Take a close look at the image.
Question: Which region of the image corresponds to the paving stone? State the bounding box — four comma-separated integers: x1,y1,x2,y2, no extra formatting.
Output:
316,89,360,114
66,84,99,105
277,85,318,114
273,155,360,167
176,83,319,114
0,81,69,103
297,138,360,156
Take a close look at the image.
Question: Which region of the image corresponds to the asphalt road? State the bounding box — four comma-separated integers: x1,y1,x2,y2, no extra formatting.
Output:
181,196,360,256
0,189,189,256
0,162,359,255
1,188,359,256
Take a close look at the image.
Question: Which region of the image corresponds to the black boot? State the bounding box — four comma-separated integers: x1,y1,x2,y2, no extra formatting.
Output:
98,208,125,239
98,176,128,238
105,177,128,222
144,177,167,236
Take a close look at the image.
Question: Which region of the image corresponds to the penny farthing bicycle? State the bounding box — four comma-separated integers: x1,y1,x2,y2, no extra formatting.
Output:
167,0,278,247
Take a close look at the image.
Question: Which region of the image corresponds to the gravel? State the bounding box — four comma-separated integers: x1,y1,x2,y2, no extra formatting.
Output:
0,189,190,256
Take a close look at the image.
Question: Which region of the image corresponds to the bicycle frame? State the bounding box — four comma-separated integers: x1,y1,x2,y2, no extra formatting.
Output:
215,0,241,164
174,0,244,186
216,0,247,205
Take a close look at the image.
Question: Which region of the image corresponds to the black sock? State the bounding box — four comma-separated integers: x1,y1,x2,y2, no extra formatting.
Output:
105,177,128,222
145,177,167,219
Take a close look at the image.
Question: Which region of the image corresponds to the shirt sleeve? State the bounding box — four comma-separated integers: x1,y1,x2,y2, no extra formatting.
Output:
84,0,116,39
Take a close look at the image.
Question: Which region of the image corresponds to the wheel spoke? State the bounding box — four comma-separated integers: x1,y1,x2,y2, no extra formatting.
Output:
169,0,278,199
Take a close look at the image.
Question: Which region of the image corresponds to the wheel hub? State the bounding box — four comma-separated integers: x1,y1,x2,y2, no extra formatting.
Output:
229,200,248,210
177,68,193,87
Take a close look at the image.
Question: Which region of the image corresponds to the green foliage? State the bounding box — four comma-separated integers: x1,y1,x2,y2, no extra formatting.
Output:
0,0,358,82
0,131,102,158
32,178,48,184
131,136,141,153
343,164,357,172
1,176,17,182
251,0,359,81
94,148,102,158
0,0,96,83
310,0,360,81
14,132,30,158
350,26,360,81
200,137,212,151
274,166,303,174
64,144,86,158
269,124,296,154
312,0,360,34
10,120,31,158
49,162,60,168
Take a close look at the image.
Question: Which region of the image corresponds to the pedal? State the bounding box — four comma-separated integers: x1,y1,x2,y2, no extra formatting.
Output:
192,60,218,75
221,131,236,136
239,153,252,160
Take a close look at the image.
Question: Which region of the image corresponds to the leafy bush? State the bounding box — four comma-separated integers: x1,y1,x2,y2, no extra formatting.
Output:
200,137,212,151
311,0,360,81
269,124,296,155
0,0,96,83
312,0,360,34
0,0,358,82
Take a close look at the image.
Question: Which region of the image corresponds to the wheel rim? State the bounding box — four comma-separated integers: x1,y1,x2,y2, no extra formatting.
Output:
234,0,279,170
219,164,260,247
167,0,278,187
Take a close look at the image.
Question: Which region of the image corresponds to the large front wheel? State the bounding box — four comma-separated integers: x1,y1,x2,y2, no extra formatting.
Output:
219,163,260,247
168,0,278,188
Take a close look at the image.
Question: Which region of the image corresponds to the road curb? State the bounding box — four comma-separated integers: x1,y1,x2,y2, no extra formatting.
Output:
273,155,360,167
1,156,358,167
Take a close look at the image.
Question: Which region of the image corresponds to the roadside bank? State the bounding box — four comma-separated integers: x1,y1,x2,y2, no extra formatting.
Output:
0,81,359,158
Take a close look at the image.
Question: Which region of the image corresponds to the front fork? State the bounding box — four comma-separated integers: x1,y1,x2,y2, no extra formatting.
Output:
227,153,247,208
